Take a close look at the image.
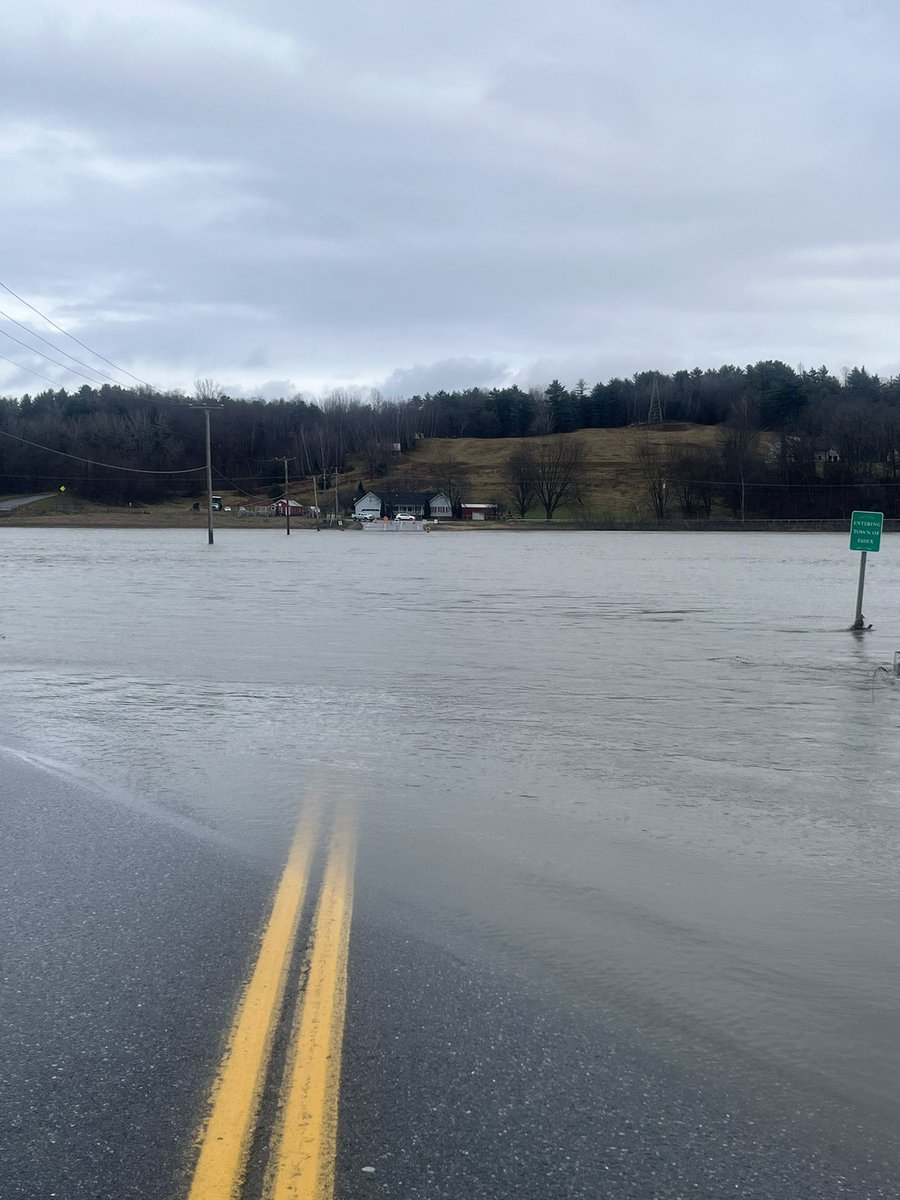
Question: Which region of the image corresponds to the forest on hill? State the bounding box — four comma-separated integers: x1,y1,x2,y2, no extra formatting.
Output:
2,360,900,520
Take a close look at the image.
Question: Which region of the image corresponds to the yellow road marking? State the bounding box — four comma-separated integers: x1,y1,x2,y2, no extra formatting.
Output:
187,802,320,1200
268,811,357,1200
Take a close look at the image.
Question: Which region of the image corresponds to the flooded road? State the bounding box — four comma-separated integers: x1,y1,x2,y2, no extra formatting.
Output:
2,527,899,1197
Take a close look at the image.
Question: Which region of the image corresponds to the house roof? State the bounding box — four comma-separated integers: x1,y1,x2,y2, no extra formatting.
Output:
380,491,432,504
369,491,450,505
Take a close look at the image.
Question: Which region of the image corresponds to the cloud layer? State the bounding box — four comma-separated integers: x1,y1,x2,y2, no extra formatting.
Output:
2,0,899,397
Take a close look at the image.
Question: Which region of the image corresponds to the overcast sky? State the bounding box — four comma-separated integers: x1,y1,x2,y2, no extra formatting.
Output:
2,0,899,400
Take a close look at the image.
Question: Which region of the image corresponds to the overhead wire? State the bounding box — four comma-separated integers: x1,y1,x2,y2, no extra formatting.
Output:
0,470,205,482
0,352,60,388
0,328,109,385
212,466,269,497
0,427,206,474
0,306,124,386
0,279,154,389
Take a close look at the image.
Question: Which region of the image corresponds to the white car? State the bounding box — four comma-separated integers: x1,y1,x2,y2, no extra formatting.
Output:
394,513,416,522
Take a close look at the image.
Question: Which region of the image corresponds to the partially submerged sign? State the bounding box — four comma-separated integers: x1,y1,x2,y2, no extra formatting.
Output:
849,510,883,553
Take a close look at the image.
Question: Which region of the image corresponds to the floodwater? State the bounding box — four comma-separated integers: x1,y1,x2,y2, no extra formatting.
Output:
2,528,900,1152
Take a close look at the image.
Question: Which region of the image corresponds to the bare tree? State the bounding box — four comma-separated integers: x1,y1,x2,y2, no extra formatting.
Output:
635,436,670,520
501,445,537,517
194,378,225,405
532,437,587,520
719,397,760,522
666,445,715,517
430,447,471,513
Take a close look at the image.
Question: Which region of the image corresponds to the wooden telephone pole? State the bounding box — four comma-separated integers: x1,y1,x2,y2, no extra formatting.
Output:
276,457,292,535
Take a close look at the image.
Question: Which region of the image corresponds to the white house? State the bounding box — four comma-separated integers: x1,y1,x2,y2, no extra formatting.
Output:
427,493,453,520
353,492,383,520
354,490,453,521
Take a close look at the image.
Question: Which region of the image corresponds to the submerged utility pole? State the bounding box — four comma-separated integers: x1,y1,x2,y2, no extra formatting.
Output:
277,456,291,535
193,380,222,545
204,407,214,545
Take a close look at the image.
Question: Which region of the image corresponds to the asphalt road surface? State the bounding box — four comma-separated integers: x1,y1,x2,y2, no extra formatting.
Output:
0,494,54,511
0,752,271,1200
3,751,898,1200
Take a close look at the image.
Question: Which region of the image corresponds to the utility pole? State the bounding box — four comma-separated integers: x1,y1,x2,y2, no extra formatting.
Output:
333,467,340,526
203,407,214,545
277,457,291,535
311,475,320,531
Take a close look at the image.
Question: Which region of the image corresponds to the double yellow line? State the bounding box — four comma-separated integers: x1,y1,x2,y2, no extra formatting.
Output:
187,801,357,1200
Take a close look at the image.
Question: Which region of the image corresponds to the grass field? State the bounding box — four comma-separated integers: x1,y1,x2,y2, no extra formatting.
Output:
340,423,724,521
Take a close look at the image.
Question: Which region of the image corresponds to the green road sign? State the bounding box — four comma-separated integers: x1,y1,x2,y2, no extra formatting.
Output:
849,510,883,552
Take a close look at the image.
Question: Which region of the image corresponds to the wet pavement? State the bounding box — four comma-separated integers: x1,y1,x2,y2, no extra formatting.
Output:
1,527,899,1197
0,750,271,1200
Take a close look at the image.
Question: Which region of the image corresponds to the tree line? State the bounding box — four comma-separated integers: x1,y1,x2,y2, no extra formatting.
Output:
2,360,900,518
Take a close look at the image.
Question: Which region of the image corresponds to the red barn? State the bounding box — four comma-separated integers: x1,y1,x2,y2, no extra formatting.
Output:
273,499,305,516
459,503,498,521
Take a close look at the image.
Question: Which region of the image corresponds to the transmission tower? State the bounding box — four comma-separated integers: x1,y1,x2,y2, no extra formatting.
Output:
647,374,662,424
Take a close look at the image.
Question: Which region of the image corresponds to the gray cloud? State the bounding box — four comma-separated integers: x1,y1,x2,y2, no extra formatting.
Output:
2,0,900,398
380,358,512,397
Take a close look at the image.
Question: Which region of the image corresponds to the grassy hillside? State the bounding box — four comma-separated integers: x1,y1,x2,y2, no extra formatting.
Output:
1,424,727,525
326,423,725,520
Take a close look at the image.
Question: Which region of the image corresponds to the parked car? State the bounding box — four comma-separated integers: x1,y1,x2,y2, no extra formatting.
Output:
394,513,416,521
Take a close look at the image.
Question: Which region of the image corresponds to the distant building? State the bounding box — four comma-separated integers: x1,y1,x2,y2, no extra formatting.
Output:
273,499,305,516
353,491,383,520
460,502,498,521
427,493,453,521
354,491,452,520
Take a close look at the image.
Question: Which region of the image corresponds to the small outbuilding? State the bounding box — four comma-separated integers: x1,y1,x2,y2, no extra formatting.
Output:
460,502,498,521
273,499,305,516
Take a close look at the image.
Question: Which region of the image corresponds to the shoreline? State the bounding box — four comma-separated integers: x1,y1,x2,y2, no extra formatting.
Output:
0,512,874,533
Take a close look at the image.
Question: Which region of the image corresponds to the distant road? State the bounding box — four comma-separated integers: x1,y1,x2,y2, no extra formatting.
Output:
0,493,54,511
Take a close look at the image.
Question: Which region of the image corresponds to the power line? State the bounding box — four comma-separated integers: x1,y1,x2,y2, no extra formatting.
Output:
0,352,59,388
0,284,250,414
212,465,266,497
0,306,123,385
0,427,206,474
0,279,154,389
0,470,205,482
0,328,110,385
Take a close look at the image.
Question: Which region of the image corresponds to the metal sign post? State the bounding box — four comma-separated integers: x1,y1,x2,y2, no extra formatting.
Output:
849,510,883,630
